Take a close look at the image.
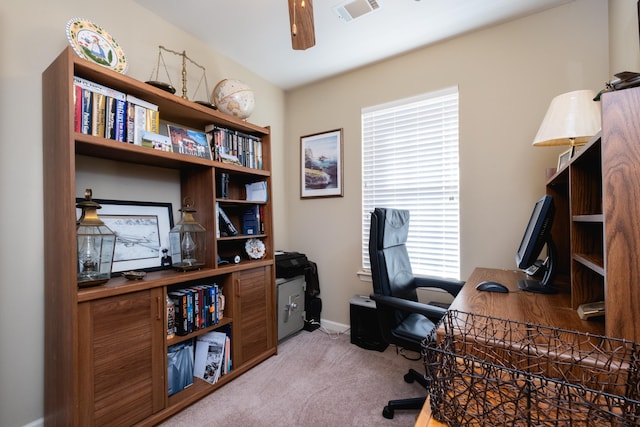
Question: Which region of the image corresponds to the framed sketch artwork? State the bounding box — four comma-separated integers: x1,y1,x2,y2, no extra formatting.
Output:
300,129,344,198
76,199,174,273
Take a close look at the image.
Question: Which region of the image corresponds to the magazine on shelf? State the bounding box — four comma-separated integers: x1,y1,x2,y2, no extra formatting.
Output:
194,331,228,384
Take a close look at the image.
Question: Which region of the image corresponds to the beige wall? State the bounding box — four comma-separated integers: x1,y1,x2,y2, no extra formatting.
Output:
284,0,609,328
0,1,285,426
609,0,640,73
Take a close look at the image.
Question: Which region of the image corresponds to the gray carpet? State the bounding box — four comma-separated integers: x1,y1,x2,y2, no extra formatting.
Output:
160,328,426,426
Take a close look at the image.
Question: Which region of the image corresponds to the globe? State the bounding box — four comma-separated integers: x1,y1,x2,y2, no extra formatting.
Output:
211,79,255,120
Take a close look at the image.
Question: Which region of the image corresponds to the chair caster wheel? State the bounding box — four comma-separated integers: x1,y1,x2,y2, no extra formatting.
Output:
404,372,414,383
383,406,394,419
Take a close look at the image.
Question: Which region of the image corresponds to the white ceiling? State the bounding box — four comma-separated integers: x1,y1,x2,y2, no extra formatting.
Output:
134,0,571,90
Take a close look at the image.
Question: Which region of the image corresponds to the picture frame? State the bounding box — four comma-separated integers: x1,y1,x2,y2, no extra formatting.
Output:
167,124,212,160
76,199,174,273
557,147,573,170
300,129,344,198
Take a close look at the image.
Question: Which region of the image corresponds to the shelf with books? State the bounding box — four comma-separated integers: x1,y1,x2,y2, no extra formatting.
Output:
43,46,276,425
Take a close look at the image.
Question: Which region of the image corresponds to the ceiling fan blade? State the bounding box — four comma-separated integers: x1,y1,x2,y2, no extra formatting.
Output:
288,0,315,50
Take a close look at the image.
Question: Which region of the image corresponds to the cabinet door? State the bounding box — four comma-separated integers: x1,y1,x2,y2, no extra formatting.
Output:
77,288,165,426
234,266,276,366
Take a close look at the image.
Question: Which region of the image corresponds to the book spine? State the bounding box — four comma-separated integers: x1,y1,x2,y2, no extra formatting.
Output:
214,284,219,324
169,292,188,336
74,84,82,133
81,89,92,135
126,102,135,143
133,104,146,146
146,109,160,133
91,93,106,138
114,98,126,142
105,96,116,140
185,290,193,334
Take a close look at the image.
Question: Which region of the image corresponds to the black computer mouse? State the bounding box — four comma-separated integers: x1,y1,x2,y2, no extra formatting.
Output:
475,281,509,293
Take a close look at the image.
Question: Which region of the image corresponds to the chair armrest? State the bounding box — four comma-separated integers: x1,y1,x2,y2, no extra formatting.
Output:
370,293,447,319
413,275,464,297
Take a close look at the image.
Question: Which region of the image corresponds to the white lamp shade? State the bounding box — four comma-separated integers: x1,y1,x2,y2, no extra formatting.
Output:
532,89,601,146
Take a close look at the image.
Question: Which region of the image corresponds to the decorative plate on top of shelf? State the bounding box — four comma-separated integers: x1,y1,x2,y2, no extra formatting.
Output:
245,238,266,260
65,18,128,74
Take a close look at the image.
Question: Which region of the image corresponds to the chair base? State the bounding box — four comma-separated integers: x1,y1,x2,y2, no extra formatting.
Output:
383,396,426,419
382,368,429,419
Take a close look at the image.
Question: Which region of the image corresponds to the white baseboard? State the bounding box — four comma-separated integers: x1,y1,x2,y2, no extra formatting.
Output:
320,318,350,334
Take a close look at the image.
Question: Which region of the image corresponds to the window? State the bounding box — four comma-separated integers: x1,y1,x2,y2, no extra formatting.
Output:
361,86,460,279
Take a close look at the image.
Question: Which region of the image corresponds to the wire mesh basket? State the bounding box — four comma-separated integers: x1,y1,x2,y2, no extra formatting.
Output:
422,310,640,426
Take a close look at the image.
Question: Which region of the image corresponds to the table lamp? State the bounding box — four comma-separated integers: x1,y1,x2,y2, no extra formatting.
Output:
532,89,601,147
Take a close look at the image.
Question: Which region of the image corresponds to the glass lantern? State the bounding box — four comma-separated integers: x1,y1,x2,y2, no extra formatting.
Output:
169,200,206,271
76,189,116,287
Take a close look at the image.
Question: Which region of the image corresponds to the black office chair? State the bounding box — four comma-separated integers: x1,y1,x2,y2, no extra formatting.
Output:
368,207,464,419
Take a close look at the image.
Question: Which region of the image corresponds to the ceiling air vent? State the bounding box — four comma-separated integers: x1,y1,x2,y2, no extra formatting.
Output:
333,0,380,22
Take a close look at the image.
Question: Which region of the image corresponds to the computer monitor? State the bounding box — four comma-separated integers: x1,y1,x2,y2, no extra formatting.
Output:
515,194,557,293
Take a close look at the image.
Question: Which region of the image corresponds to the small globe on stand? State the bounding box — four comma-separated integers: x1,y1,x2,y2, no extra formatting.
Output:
212,79,255,120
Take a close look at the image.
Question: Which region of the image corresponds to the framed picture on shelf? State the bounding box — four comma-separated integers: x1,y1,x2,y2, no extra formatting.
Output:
557,147,573,170
76,199,174,273
167,124,212,160
300,128,344,198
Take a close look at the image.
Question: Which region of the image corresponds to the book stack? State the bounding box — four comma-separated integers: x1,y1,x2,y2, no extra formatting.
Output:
205,124,263,169
73,76,159,145
168,284,225,337
193,330,232,385
126,95,159,146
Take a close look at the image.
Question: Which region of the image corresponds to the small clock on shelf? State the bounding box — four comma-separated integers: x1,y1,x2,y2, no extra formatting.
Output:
245,238,266,259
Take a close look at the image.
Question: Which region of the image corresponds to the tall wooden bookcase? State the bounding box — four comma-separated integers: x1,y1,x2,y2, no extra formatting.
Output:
43,47,277,426
546,85,640,343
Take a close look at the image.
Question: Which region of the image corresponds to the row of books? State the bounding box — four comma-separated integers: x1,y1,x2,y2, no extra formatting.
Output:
167,328,232,396
73,78,264,170
168,284,224,337
206,124,263,169
73,76,159,145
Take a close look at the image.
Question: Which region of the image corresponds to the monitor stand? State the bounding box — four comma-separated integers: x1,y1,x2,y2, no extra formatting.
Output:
518,279,557,294
519,238,558,294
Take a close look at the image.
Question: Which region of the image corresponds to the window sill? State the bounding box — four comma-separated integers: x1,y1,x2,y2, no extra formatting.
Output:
357,270,372,282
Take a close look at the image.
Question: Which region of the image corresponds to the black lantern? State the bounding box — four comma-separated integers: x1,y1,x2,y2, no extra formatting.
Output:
76,189,116,287
169,199,206,271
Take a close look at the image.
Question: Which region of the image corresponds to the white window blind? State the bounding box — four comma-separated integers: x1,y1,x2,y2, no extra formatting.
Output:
362,86,460,279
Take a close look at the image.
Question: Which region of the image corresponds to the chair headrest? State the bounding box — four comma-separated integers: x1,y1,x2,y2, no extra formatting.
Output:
373,208,410,249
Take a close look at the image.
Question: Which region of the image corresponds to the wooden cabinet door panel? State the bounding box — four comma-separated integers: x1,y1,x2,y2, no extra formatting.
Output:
78,288,164,426
235,266,275,365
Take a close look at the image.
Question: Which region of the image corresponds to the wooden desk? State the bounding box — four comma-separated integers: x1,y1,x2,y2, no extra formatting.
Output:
448,267,604,335
414,267,606,427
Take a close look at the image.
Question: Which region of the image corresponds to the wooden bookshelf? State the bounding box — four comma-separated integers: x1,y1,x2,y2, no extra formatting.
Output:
545,85,640,342
43,47,277,426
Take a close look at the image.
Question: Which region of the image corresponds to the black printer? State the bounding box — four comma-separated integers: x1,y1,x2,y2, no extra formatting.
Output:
275,251,309,278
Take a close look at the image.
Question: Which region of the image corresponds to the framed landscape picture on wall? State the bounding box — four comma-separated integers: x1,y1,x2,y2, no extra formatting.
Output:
300,129,344,198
